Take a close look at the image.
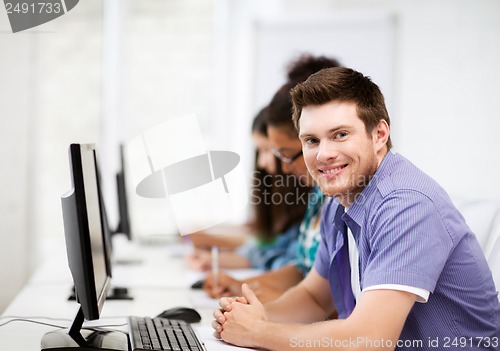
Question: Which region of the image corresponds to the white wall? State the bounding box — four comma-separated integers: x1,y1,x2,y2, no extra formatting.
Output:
0,10,35,313
1,0,499,312
389,0,500,199
0,0,104,312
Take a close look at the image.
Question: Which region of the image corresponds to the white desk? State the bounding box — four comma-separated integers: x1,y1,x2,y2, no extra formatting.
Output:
0,239,256,350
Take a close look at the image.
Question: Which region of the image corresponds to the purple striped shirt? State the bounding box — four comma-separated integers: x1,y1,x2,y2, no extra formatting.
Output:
315,152,500,350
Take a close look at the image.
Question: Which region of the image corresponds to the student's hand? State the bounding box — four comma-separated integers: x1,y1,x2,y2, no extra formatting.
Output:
212,295,248,339
218,284,267,347
203,272,242,298
186,249,211,272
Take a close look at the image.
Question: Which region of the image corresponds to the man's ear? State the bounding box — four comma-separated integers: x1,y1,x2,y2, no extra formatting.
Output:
372,119,390,152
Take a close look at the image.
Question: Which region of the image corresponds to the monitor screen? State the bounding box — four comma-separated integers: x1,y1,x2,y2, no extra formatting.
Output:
81,145,108,305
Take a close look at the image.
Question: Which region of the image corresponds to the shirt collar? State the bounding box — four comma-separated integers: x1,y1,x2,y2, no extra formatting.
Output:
345,151,396,228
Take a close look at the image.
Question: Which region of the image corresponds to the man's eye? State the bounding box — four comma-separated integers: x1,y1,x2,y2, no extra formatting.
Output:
305,138,318,145
334,132,348,139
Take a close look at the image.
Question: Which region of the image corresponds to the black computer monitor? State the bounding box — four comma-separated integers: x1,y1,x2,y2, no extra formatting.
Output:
41,144,129,351
112,144,132,240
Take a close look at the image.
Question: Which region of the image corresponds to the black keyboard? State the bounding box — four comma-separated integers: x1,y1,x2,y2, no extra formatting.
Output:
128,316,204,351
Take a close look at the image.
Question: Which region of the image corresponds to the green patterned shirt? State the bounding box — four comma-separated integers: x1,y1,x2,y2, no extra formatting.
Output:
294,186,325,275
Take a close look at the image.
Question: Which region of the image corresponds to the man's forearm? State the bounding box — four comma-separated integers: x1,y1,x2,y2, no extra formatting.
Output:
247,319,350,351
248,290,415,351
243,264,303,291
248,318,393,351
265,284,331,323
264,268,335,323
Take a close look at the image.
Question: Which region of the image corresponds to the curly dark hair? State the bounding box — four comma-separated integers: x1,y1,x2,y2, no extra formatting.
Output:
267,54,342,133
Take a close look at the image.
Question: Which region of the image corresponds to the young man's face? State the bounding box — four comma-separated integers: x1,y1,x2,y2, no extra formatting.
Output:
298,101,388,206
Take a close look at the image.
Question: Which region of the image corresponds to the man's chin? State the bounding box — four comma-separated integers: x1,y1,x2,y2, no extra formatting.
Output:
317,184,340,198
316,180,350,198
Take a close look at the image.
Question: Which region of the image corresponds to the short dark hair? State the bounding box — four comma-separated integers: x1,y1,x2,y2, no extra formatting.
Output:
291,67,392,149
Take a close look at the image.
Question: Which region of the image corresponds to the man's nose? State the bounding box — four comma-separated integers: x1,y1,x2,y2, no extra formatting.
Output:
317,141,338,162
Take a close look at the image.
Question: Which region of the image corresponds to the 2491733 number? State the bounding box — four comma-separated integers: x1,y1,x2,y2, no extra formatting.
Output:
5,2,62,14
443,337,498,348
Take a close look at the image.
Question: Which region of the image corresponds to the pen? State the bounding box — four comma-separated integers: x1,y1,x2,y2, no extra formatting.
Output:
211,245,219,288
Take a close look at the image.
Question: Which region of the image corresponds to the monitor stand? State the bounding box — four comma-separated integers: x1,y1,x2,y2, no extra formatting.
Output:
41,307,129,351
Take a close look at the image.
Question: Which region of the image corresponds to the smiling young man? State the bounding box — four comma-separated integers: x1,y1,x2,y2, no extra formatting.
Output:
211,67,500,350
